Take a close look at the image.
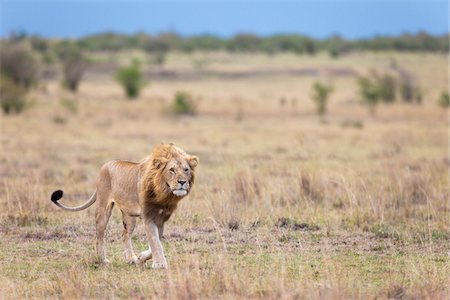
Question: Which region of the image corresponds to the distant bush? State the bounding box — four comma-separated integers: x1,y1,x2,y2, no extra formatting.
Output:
13,31,450,55
143,34,174,66
377,74,397,103
311,82,333,115
399,73,414,103
397,71,423,104
0,75,28,114
227,34,262,52
325,35,348,58
0,44,38,115
151,52,167,66
0,44,39,88
60,47,86,92
115,60,145,99
438,91,449,108
357,74,380,115
171,91,197,115
29,35,49,53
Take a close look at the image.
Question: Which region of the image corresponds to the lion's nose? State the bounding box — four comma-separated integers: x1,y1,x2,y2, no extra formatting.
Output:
178,180,186,186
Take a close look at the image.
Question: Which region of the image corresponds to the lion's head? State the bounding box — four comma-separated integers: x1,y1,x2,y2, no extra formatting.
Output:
140,143,199,203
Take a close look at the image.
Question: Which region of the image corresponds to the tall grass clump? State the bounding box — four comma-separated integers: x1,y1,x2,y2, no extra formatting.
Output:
311,81,333,116
171,91,197,115
0,43,39,114
115,60,145,99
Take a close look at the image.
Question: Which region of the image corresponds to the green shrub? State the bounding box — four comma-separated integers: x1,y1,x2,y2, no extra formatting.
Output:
311,82,333,115
0,44,39,88
357,75,380,115
438,91,450,108
171,91,197,115
0,75,28,114
115,61,145,99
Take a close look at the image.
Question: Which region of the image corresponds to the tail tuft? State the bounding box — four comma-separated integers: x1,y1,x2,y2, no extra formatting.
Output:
51,190,64,203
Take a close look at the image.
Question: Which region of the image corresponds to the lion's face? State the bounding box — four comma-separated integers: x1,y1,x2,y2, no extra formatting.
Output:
150,144,199,198
163,156,196,197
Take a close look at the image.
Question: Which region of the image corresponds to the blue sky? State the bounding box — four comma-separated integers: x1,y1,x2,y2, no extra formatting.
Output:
0,1,448,39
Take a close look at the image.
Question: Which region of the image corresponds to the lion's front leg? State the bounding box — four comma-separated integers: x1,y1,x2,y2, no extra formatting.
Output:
142,220,168,269
136,224,164,265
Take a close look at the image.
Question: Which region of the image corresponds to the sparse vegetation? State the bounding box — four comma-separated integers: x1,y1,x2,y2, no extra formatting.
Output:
311,81,333,115
1,50,448,299
171,91,197,115
60,98,78,114
115,60,145,99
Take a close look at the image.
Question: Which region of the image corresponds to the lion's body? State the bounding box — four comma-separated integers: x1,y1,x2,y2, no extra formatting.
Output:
51,144,198,268
101,160,141,215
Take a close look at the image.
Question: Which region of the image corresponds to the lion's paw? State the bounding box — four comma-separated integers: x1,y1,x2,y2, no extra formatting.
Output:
136,250,152,265
151,261,168,269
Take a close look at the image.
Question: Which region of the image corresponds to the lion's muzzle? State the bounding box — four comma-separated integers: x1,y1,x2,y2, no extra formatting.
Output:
173,189,188,196
172,180,189,196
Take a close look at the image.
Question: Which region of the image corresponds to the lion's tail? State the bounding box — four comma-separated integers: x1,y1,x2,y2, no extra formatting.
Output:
50,190,97,212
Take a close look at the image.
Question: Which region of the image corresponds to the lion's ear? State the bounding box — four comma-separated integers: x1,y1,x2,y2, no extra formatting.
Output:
187,155,199,169
152,157,168,169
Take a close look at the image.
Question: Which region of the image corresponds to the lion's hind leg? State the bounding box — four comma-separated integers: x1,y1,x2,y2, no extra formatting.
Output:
95,196,114,264
121,212,138,264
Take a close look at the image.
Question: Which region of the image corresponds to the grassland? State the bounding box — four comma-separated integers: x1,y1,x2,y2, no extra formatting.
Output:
1,51,449,299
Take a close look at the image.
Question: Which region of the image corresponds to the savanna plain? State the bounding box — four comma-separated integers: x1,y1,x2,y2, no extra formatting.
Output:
1,51,449,299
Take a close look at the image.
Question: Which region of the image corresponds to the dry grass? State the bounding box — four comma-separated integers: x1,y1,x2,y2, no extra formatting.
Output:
0,52,449,299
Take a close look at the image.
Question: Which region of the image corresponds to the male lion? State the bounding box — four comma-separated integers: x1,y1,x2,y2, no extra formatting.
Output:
50,143,198,269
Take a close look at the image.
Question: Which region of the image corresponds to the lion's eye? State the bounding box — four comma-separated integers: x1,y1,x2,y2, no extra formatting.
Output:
169,168,175,174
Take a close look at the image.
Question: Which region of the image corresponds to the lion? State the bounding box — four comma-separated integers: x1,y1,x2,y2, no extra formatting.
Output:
50,143,198,269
